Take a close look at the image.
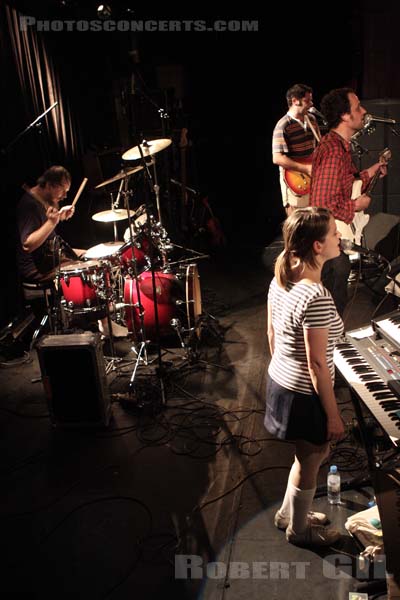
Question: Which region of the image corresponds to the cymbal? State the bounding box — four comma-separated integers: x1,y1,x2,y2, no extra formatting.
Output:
95,165,143,189
122,138,172,161
92,209,136,223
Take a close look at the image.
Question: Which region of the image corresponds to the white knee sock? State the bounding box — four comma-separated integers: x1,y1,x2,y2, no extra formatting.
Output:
288,485,316,534
278,464,296,517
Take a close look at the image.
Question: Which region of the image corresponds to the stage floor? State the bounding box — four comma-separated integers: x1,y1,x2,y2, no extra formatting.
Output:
0,247,396,600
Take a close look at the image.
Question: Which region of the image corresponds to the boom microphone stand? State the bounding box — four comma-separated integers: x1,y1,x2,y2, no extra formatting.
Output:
3,102,58,155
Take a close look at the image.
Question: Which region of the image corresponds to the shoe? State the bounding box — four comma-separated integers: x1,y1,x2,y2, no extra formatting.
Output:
274,509,328,530
286,524,341,547
98,319,128,338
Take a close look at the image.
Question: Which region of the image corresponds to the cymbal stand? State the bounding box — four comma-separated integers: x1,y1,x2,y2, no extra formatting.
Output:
123,73,172,405
111,177,125,241
150,155,162,228
120,175,152,371
101,277,117,368
125,146,167,405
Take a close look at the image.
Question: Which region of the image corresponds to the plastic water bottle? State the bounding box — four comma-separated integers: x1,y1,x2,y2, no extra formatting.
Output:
327,465,341,504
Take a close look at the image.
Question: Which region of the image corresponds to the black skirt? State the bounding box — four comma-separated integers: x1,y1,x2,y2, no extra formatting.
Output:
264,374,327,445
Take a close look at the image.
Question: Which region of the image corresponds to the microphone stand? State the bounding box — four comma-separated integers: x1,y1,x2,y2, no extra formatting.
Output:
2,102,58,155
351,138,369,156
135,89,170,229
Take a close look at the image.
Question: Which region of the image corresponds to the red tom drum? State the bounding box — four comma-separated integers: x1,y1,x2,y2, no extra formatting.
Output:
59,260,108,314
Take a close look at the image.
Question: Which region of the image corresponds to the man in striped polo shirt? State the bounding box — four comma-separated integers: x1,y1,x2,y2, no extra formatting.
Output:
272,83,321,216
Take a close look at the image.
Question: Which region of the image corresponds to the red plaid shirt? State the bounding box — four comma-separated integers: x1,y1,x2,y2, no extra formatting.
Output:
310,131,370,224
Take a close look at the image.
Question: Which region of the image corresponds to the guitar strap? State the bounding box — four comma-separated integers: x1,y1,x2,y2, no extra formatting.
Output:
304,114,321,144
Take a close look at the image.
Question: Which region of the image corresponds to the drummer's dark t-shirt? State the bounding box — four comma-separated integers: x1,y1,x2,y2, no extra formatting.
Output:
16,191,56,280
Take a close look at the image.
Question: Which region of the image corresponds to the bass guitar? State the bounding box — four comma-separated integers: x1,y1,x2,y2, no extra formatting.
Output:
336,147,391,247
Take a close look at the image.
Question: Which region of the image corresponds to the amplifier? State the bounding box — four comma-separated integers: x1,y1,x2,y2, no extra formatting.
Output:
36,332,111,427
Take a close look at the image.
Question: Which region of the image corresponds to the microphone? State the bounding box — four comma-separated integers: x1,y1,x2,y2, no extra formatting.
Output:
365,113,396,125
340,239,385,261
308,106,328,126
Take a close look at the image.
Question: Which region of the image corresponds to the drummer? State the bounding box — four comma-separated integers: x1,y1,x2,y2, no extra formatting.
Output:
17,165,82,282
17,165,127,338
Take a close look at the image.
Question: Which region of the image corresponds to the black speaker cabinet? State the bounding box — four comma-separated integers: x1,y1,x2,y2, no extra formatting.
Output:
363,212,400,261
36,332,111,427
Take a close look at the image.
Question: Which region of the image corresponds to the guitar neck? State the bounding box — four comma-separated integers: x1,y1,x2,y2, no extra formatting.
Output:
366,170,380,195
365,148,391,195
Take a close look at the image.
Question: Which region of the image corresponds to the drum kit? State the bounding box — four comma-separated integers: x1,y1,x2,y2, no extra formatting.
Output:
55,138,208,384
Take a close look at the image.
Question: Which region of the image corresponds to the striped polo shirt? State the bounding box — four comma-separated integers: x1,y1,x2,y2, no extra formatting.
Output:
268,277,344,394
272,114,317,159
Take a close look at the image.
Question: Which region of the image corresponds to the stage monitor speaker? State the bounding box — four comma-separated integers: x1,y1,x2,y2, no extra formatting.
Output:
372,467,400,586
363,212,400,261
36,332,111,427
262,237,284,273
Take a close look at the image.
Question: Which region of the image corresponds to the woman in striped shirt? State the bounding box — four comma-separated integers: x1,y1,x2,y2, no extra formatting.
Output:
265,206,345,546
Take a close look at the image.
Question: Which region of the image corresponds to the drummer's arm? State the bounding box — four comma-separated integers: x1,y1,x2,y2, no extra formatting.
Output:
23,208,59,253
73,248,87,259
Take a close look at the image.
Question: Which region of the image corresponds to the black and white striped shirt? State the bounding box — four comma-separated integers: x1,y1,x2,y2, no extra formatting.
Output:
268,277,344,395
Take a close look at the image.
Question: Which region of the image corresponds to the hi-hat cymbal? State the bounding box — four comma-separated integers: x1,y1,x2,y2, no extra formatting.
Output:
92,209,136,223
122,138,172,161
95,165,143,189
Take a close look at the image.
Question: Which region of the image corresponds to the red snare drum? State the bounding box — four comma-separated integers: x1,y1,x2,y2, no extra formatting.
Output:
59,260,108,313
123,264,202,340
84,242,124,264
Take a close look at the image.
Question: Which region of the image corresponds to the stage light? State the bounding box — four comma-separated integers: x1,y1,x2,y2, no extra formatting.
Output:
96,4,112,18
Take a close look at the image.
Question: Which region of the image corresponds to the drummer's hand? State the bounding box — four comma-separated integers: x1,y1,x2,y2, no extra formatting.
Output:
46,205,61,226
59,205,75,221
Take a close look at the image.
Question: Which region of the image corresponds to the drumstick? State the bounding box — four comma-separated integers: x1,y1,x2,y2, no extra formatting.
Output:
71,177,88,207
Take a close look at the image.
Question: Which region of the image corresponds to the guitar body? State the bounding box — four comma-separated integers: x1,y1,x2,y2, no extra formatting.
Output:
336,214,370,252
283,156,312,196
336,176,370,249
203,197,226,246
336,147,391,251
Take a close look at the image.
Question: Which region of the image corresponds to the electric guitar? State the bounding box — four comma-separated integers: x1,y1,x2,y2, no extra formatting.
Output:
202,197,226,246
336,147,391,247
283,156,312,196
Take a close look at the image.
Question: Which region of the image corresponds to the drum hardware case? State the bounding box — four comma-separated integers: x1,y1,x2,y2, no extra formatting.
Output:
36,332,111,427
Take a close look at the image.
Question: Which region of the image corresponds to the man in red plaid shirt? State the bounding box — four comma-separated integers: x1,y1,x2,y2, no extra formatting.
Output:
310,88,386,315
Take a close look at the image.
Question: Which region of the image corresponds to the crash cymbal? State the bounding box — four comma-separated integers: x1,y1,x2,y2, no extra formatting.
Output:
122,138,172,161
92,209,136,223
95,165,144,189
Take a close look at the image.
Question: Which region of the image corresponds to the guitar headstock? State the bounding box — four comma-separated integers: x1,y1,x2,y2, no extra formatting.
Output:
179,127,188,149
379,147,392,164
